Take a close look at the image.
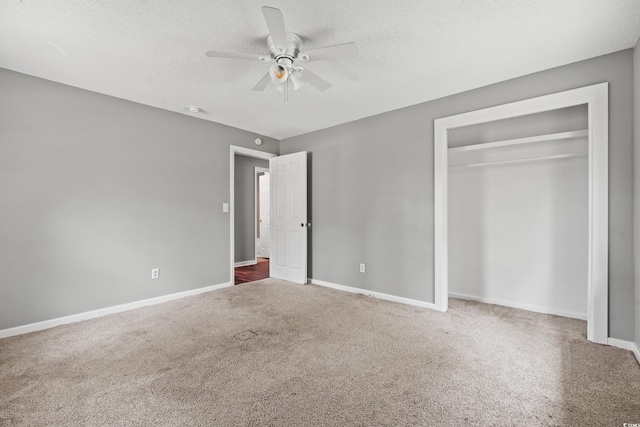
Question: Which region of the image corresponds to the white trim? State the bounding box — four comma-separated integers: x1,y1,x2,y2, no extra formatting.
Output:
450,152,586,168
449,292,587,320
447,129,588,153
607,337,637,351
309,278,439,310
230,146,277,284
234,260,257,268
434,82,609,344
607,338,640,365
0,282,232,339
254,166,269,259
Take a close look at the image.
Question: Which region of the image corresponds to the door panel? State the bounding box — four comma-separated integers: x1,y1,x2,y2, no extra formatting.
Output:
270,151,307,284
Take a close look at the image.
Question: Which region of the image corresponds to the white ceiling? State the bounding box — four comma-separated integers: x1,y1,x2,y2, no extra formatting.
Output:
2,1,640,140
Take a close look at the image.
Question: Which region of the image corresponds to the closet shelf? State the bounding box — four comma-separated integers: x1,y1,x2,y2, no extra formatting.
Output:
448,129,588,153
452,152,587,168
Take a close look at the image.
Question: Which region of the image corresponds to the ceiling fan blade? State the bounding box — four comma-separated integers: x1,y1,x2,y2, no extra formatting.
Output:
205,51,271,61
261,6,289,52
300,68,332,92
299,42,358,62
252,71,272,91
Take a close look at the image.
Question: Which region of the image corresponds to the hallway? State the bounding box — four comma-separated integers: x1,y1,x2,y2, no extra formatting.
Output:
234,258,269,285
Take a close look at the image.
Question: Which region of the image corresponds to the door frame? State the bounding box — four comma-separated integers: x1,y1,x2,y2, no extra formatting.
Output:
230,146,277,283
433,82,608,344
255,166,270,259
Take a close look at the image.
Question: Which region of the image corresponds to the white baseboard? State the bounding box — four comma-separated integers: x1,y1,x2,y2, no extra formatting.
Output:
0,281,233,340
607,338,640,365
309,278,438,310
448,292,587,320
234,260,257,268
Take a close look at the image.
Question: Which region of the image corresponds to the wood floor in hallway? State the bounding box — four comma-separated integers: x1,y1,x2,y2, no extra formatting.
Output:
234,257,269,285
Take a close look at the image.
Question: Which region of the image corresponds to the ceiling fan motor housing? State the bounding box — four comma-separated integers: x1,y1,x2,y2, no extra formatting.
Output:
268,33,302,63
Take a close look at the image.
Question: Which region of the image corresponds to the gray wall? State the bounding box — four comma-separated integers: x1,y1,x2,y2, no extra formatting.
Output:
0,67,278,330
634,39,640,349
282,49,635,341
234,155,268,263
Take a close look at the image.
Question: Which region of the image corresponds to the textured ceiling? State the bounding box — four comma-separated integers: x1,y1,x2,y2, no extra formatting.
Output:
2,1,640,140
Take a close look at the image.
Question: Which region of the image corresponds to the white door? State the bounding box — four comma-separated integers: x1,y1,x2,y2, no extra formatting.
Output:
270,151,307,284
258,173,270,258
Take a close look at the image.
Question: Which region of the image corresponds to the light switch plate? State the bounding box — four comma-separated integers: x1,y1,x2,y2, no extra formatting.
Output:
223,203,229,213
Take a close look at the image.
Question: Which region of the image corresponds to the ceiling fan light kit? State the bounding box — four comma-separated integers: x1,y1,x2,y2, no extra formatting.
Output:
205,6,358,103
269,62,289,83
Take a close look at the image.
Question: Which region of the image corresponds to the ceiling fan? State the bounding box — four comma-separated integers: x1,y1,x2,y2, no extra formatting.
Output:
205,6,358,101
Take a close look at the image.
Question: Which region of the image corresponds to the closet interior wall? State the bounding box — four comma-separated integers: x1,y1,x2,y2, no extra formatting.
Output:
447,105,590,319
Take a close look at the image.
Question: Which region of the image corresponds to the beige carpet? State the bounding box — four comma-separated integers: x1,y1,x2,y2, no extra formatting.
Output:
1,279,639,426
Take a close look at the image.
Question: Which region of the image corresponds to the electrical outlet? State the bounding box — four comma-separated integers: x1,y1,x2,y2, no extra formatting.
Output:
360,263,365,273
151,268,159,279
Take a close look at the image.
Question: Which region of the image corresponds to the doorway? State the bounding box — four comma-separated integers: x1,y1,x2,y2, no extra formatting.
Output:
229,146,309,286
235,166,270,285
230,146,277,285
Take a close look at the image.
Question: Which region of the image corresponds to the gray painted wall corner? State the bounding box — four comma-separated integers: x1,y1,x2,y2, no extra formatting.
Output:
282,49,636,340
2,45,639,343
0,67,278,330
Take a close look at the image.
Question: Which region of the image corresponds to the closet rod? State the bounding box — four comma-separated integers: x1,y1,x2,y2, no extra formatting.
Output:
448,129,588,154
450,152,587,168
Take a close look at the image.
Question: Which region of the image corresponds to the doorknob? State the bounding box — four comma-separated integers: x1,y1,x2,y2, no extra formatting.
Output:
301,222,312,228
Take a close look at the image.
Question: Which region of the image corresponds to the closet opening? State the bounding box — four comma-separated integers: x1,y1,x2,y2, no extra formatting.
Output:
433,83,609,344
447,105,588,320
